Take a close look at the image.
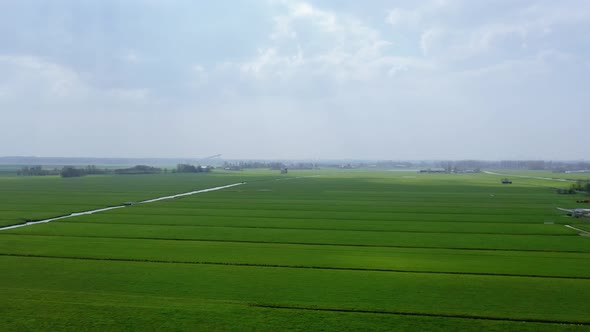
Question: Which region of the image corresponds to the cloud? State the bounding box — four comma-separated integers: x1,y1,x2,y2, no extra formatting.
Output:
211,0,437,106
0,1,588,159
183,0,589,159
233,0,423,83
0,55,153,110
0,55,88,100
107,88,149,102
386,0,451,28
239,47,304,79
387,0,590,66
189,64,209,87
120,50,142,64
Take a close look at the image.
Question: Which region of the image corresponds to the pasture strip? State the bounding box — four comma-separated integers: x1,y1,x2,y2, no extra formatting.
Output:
100,211,554,223
2,253,589,280
5,288,578,332
116,207,551,216
53,220,577,236
249,303,590,326
4,233,588,253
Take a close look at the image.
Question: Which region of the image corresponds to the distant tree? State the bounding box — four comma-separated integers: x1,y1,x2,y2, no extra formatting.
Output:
176,164,211,173
18,165,56,176
569,180,590,194
114,165,162,175
176,163,199,173
60,166,85,178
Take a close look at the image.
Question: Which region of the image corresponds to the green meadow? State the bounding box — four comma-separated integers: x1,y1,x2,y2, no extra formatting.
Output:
489,169,590,181
1,169,589,331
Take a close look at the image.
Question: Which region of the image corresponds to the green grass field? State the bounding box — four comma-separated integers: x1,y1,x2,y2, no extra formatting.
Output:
489,169,590,181
1,169,589,331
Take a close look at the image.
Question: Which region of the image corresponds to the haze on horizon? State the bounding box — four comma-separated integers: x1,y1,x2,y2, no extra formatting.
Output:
0,0,588,161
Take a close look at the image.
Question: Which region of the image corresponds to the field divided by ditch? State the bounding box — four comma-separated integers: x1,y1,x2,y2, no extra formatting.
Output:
1,170,589,331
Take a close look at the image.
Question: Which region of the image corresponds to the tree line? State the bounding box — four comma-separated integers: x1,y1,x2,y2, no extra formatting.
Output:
174,164,211,173
557,180,590,195
571,180,590,195
17,163,213,178
114,165,162,175
18,165,108,177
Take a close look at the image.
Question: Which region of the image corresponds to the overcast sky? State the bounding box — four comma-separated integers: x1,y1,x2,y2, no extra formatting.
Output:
0,0,588,160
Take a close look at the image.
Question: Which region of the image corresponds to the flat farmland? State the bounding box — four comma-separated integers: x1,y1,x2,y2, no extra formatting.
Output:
1,170,589,331
0,172,250,227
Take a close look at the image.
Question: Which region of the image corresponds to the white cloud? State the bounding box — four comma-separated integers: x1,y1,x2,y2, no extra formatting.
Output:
190,64,209,87
388,0,590,66
0,55,153,109
121,50,141,64
239,47,304,79
0,55,88,100
386,0,450,28
235,0,428,84
107,88,149,102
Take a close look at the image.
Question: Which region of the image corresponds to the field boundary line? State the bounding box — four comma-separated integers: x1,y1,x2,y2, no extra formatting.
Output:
6,233,590,255
53,220,577,237
482,171,576,183
2,253,589,280
273,175,321,181
51,209,563,225
3,233,589,253
249,303,590,326
138,183,244,204
0,182,245,231
565,225,590,236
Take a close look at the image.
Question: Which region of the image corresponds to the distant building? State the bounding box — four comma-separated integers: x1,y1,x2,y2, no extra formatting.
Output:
418,168,447,173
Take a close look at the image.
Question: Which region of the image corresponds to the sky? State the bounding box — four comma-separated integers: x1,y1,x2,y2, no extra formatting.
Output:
0,0,588,160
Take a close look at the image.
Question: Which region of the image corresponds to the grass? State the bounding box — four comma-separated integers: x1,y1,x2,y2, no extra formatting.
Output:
1,256,589,323
5,288,586,332
1,169,589,331
7,221,589,252
0,172,247,227
2,234,590,278
489,169,590,181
